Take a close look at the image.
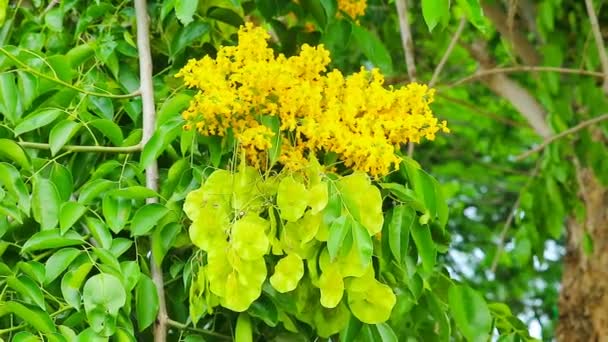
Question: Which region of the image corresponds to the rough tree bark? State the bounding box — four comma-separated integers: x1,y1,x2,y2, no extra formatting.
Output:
473,3,608,340
557,166,608,342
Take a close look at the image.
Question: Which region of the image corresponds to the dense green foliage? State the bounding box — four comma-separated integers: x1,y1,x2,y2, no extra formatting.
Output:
0,0,607,341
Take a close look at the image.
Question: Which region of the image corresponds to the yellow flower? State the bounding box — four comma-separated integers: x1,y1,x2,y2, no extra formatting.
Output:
176,22,448,177
337,0,367,19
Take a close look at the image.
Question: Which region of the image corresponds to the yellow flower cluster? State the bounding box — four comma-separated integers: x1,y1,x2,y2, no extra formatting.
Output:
176,23,448,177
337,0,367,19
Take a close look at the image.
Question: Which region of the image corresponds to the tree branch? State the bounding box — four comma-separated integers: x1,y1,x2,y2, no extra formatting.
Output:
515,113,608,161
436,93,527,127
466,41,552,138
0,47,141,99
166,319,231,340
395,0,416,81
394,0,416,157
481,1,539,65
429,17,466,87
445,66,606,88
490,162,540,273
134,1,167,341
584,0,608,94
18,141,142,153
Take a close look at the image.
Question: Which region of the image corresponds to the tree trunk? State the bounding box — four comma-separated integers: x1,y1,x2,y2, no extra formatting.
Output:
557,168,608,341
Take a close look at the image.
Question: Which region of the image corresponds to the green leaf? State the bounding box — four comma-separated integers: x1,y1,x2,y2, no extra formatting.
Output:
135,274,159,331
389,205,414,264
0,139,31,169
375,322,399,342
410,222,436,274
352,221,373,266
14,108,62,136
175,0,199,25
49,120,81,155
0,162,30,213
458,0,486,32
249,296,279,327
351,25,393,74
157,93,193,127
45,248,81,284
327,216,350,261
102,195,131,234
44,8,64,32
22,229,85,253
448,284,492,342
422,0,450,31
66,42,95,68
235,312,253,342
50,163,74,202
151,222,181,266
89,96,114,120
84,216,112,249
0,302,56,333
61,262,93,309
109,186,159,200
260,115,281,167
0,73,19,123
300,0,327,29
59,201,87,234
171,21,210,58
88,119,124,146
32,177,61,230
110,238,133,258
207,7,244,27
130,203,170,236
140,118,183,169
83,273,127,336
18,261,45,284
340,315,362,342
120,261,141,292
18,71,38,111
78,179,116,204
93,247,121,273
7,275,46,309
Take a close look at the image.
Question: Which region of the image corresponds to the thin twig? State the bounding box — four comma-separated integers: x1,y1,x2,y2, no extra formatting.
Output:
166,319,232,340
18,141,141,153
445,66,606,88
429,18,466,87
515,113,608,161
394,0,416,157
134,0,167,341
0,47,141,99
584,0,608,94
395,0,416,81
490,162,540,273
41,0,60,17
436,93,527,127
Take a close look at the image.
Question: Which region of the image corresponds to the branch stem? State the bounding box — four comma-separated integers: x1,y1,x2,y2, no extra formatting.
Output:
446,66,606,88
133,0,167,341
515,113,608,160
0,47,141,99
166,319,231,340
18,141,141,153
429,17,466,87
584,0,608,94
